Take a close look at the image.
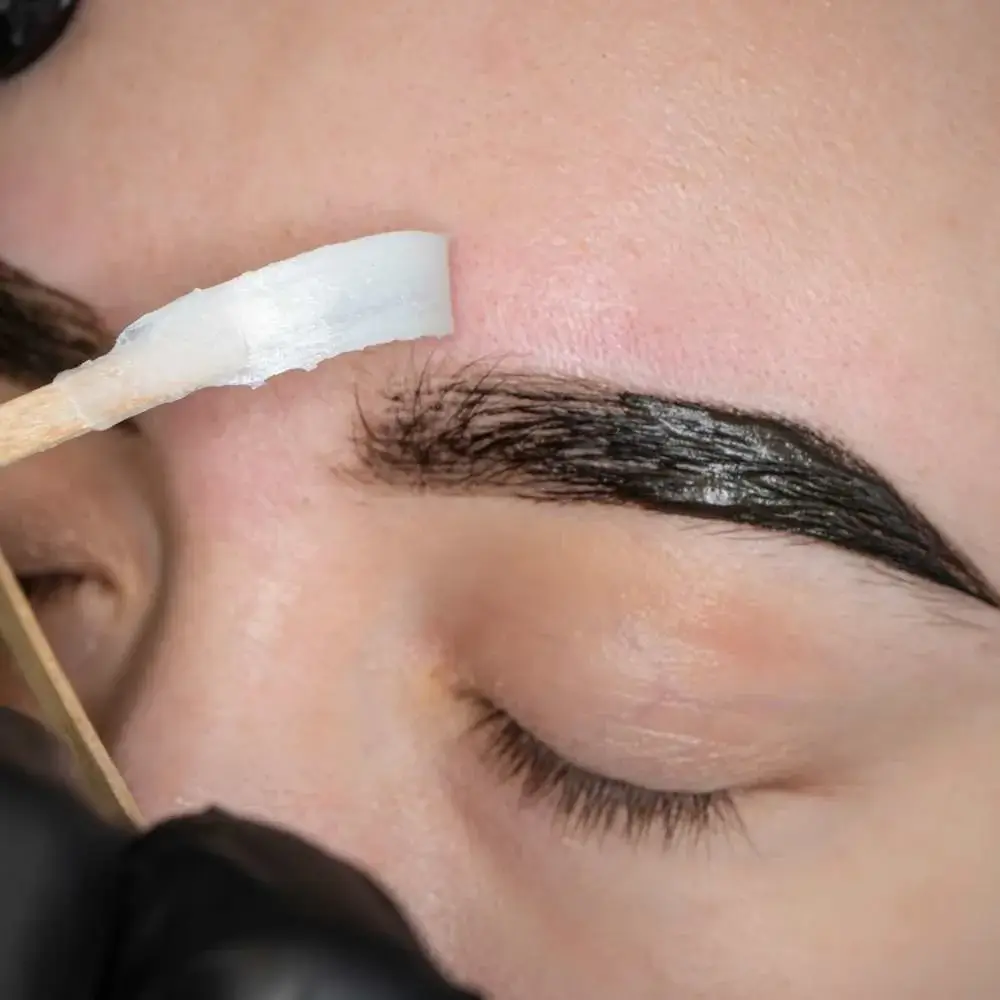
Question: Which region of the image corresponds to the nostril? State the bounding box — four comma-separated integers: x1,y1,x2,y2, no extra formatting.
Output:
0,0,81,80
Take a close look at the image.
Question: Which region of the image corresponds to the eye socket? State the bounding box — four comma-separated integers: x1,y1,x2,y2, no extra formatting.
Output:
0,572,90,712
0,420,163,723
4,568,128,720
0,0,81,80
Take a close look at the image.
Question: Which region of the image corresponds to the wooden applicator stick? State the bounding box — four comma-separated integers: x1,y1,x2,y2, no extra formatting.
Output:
0,545,142,825
0,382,96,471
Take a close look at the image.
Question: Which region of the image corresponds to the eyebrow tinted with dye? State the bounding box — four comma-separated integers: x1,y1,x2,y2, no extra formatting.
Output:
357,367,1000,609
3,257,996,610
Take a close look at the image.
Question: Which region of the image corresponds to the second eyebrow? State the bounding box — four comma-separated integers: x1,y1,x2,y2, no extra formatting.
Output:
355,365,999,609
0,259,105,385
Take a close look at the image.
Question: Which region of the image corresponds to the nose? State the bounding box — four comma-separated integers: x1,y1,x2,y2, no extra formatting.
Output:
99,378,491,984
110,484,440,849
106,388,451,853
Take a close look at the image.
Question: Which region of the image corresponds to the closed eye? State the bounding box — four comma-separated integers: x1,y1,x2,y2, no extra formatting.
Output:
462,691,745,850
17,572,86,606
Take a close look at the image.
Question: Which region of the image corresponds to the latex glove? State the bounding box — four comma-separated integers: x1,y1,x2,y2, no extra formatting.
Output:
0,709,482,1000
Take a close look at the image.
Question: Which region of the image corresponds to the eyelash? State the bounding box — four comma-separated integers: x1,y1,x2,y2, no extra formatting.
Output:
17,573,82,605
465,694,744,849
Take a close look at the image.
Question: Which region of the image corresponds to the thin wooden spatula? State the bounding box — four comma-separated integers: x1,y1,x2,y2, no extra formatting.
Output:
0,545,141,826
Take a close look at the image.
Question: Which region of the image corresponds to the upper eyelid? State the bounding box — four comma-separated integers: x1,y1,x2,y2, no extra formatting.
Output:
462,691,743,848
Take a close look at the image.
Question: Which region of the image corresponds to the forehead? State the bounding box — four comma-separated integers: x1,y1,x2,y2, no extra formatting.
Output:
1,0,999,562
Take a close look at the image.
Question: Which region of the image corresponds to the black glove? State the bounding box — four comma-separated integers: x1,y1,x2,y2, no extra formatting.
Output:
0,708,483,999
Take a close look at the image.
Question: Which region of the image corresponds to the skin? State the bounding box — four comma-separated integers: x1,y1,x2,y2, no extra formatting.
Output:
1,0,1000,995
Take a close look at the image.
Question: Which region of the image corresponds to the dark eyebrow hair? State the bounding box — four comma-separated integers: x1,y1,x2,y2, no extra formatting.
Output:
356,365,999,609
0,258,105,384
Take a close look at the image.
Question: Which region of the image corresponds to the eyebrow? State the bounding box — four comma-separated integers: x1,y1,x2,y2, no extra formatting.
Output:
356,365,1000,609
3,261,991,610
0,258,105,385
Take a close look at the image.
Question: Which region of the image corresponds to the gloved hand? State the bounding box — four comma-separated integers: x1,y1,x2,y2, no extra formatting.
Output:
0,708,483,1000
